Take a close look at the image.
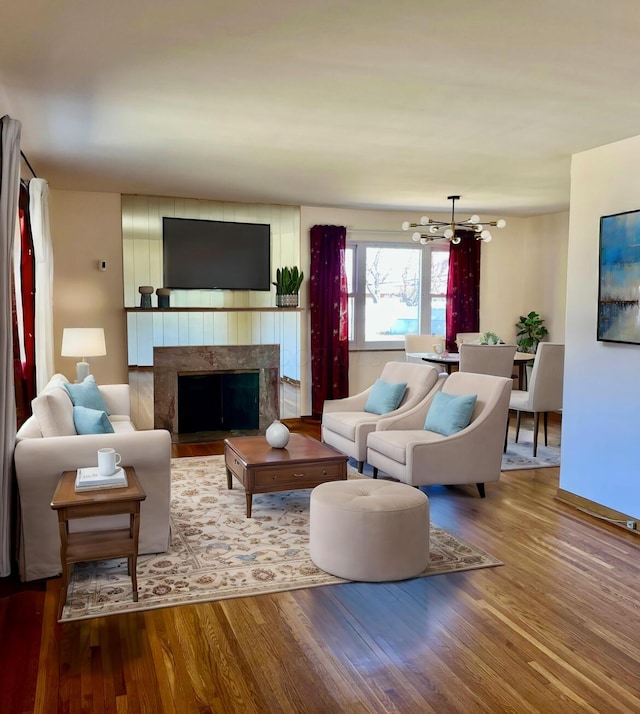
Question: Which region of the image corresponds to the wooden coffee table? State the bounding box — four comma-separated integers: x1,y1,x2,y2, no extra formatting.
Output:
224,433,348,517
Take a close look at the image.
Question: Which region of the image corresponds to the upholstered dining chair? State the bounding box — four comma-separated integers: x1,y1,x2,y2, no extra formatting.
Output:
404,334,445,364
508,342,564,456
459,343,517,379
321,361,442,473
366,372,513,497
455,332,483,347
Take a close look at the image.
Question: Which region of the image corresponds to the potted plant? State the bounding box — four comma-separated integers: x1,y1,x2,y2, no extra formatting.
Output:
515,311,549,353
273,266,304,307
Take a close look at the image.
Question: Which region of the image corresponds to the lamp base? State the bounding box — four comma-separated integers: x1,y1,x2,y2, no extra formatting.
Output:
76,361,90,383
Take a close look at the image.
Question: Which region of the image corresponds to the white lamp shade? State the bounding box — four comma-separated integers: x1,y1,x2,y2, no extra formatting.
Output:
61,328,106,357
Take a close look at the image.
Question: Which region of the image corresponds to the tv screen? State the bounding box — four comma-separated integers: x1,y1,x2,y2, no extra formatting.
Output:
162,217,271,290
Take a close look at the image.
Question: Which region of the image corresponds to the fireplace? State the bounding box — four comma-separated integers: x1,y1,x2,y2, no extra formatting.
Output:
153,345,280,439
177,371,259,433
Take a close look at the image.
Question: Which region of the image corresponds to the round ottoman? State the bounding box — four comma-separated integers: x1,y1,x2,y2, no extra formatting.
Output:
309,480,429,582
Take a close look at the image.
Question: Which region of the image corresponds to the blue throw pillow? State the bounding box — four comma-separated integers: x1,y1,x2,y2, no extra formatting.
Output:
424,391,477,436
364,379,407,415
72,406,114,435
64,375,110,415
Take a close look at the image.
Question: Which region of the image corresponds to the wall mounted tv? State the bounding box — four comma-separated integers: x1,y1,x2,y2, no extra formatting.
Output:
162,217,271,290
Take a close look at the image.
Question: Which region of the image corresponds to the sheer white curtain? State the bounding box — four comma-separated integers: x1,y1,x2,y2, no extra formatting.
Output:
0,115,21,577
29,178,54,392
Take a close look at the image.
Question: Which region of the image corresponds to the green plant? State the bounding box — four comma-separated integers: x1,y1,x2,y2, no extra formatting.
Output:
515,311,548,353
479,331,504,345
273,266,304,295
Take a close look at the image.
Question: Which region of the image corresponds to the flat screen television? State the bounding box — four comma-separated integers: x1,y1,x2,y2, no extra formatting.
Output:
162,217,271,290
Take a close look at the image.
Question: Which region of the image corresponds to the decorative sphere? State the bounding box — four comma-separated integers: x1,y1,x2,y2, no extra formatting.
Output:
265,420,290,448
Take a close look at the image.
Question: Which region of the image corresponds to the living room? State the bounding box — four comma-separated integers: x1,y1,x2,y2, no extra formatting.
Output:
3,2,640,711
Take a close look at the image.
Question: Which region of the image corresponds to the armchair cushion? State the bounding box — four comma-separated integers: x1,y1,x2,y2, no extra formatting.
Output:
72,406,115,435
424,391,477,436
364,379,407,415
63,375,111,415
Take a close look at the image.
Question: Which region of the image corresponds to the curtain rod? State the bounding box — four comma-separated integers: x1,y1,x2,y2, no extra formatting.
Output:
20,150,37,178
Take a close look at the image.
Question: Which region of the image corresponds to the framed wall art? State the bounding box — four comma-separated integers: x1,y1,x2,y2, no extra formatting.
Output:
598,208,640,344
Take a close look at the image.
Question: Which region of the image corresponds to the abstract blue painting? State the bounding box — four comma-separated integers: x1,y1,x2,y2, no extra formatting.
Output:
598,209,640,343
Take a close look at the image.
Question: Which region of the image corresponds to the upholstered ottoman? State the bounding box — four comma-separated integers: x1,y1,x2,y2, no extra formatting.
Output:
309,479,429,582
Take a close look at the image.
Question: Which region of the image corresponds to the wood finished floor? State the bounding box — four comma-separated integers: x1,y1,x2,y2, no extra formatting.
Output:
2,383,640,712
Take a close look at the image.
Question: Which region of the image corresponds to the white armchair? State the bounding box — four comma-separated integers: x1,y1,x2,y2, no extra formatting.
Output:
321,361,442,473
367,371,512,497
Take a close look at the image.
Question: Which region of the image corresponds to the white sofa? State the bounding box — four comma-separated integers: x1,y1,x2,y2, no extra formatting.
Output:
14,374,172,581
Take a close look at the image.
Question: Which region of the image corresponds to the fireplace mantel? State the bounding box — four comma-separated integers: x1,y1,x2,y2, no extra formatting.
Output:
153,345,280,436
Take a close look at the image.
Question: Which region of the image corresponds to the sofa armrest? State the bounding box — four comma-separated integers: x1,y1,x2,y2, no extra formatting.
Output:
323,388,372,414
98,384,131,418
14,429,171,581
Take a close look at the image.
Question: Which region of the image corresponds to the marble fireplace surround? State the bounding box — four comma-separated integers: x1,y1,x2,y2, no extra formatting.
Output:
153,345,280,436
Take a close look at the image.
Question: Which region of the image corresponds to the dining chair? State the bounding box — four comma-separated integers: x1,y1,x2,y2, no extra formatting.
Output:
404,334,445,364
459,343,517,379
455,332,483,347
508,343,564,456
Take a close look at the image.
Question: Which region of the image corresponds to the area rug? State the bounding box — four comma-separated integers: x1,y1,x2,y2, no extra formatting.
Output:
60,456,501,622
502,436,561,471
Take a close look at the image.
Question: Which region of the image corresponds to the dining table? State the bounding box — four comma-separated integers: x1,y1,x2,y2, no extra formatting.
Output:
406,350,535,389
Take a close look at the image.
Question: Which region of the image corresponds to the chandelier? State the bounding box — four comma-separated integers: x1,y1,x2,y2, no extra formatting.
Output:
401,195,506,245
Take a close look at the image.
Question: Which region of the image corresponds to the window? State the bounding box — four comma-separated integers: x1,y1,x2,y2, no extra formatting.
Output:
346,241,449,349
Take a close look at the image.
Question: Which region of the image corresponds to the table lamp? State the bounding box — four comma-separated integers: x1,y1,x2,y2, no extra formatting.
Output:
61,328,107,382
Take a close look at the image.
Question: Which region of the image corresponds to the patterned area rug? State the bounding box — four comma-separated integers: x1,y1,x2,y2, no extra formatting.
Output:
502,435,561,471
60,456,502,622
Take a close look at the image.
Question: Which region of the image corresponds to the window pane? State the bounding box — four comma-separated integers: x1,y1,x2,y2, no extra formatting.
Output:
364,246,421,342
431,296,446,335
345,247,354,294
431,250,449,295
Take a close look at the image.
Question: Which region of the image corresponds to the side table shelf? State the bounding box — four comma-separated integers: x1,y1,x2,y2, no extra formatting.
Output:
50,466,146,620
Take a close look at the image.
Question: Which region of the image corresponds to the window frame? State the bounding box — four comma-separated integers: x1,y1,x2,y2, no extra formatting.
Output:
346,239,449,351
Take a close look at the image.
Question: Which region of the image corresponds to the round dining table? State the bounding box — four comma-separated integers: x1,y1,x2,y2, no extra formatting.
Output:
406,351,535,389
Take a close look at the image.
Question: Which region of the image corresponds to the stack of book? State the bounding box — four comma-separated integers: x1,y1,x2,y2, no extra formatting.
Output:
75,466,127,492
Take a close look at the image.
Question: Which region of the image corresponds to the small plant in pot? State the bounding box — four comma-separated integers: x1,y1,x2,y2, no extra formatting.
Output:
273,266,304,308
515,311,548,353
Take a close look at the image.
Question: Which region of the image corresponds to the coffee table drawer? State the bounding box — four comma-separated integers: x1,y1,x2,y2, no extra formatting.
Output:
255,462,344,487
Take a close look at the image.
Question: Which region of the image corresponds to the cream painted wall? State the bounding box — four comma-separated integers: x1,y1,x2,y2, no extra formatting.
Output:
49,190,127,385
561,135,640,519
300,206,568,395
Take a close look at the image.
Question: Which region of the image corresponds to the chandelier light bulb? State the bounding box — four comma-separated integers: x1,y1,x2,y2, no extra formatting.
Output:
412,232,421,242
451,235,462,245
401,221,411,231
420,216,429,226
429,225,439,234
474,224,482,232
420,237,429,245
496,219,506,229
444,228,454,239
469,214,480,224
481,230,492,242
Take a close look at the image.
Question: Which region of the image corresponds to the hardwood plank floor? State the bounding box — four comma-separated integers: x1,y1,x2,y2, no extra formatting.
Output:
3,392,640,712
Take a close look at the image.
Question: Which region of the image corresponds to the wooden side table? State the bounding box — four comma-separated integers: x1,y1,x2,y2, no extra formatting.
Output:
50,466,146,620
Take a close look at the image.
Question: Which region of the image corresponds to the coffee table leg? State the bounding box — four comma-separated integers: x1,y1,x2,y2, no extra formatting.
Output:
246,493,252,518
226,466,232,490
131,510,141,602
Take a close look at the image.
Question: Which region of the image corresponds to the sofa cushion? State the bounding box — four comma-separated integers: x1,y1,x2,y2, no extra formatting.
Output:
364,379,407,415
424,391,477,436
72,406,115,435
323,411,386,440
64,375,111,415
31,387,76,437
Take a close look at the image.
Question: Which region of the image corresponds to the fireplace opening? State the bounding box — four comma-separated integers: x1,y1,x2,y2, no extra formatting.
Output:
177,371,259,434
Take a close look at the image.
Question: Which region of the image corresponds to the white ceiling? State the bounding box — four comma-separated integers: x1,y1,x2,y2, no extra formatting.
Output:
3,0,640,217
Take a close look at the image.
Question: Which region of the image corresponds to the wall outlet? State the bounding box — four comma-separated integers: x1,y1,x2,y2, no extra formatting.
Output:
626,520,636,530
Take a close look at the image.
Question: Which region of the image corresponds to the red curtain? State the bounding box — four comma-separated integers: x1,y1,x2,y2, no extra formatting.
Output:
445,231,481,353
309,225,349,417
18,182,36,403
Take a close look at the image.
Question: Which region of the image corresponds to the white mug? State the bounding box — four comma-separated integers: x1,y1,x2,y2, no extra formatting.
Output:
98,447,121,476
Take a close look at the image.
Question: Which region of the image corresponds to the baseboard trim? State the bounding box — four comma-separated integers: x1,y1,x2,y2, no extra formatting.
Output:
556,489,639,535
